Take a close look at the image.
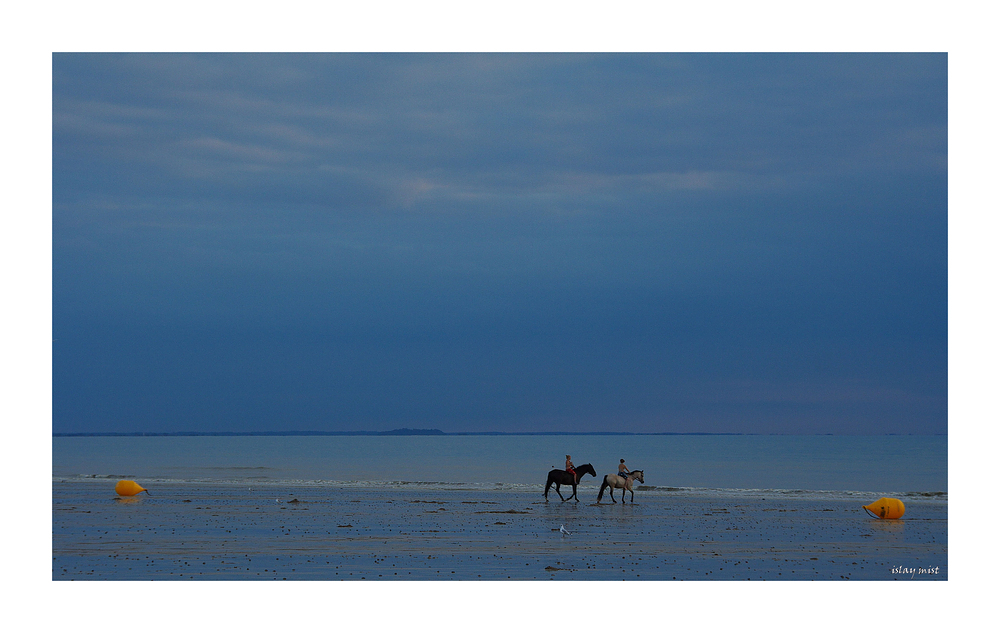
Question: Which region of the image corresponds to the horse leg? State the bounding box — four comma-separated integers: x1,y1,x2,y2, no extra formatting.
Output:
555,483,565,501
571,484,578,501
610,486,617,503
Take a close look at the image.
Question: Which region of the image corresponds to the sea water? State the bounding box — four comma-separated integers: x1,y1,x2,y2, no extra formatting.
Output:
52,434,946,502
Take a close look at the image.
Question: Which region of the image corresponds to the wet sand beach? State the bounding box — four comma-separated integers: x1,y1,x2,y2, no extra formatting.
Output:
52,480,946,580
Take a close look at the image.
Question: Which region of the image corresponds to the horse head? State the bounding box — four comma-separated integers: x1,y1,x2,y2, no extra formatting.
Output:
632,470,644,484
579,463,597,478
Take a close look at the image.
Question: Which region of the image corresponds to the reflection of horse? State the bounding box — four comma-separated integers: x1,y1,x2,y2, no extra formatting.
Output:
544,463,597,501
597,470,644,503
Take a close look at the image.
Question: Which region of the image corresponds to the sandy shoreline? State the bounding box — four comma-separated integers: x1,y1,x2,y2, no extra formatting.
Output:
53,480,946,580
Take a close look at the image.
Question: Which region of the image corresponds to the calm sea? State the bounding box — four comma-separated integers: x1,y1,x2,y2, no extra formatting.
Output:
52,434,946,502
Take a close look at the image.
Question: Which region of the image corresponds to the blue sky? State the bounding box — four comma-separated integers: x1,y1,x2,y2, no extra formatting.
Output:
52,53,947,434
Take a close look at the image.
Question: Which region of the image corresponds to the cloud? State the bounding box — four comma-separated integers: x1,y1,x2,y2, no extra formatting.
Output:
52,53,948,434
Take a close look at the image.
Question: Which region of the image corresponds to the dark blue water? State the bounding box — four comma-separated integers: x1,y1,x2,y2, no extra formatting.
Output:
52,434,946,500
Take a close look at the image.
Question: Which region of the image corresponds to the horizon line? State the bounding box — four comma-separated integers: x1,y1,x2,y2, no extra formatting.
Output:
52,429,946,437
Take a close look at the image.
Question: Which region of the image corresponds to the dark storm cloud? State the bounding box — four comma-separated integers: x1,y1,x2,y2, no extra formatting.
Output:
52,53,947,434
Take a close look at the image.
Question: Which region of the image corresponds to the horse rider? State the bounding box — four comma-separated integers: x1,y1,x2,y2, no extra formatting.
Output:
618,459,631,480
566,455,577,484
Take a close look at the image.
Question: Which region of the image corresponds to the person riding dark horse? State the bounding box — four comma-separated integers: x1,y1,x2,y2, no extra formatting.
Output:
544,462,596,501
566,455,577,484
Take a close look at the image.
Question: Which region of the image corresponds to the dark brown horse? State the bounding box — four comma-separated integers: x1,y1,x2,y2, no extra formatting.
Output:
544,463,596,501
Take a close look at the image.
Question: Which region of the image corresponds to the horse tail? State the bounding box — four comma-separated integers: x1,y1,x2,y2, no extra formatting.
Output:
544,474,552,497
597,477,608,501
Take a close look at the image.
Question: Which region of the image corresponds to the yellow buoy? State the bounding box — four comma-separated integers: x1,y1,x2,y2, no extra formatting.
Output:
863,497,904,519
115,480,149,496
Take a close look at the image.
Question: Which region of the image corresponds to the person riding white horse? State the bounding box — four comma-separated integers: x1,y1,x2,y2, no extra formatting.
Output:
618,459,631,479
597,468,644,503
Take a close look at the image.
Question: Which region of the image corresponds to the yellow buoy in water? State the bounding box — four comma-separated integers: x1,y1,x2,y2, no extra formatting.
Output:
863,497,904,519
115,480,149,496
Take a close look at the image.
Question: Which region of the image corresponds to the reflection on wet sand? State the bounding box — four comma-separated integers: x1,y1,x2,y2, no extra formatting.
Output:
53,481,947,580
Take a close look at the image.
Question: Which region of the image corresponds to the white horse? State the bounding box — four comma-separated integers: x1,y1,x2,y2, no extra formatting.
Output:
597,469,644,503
